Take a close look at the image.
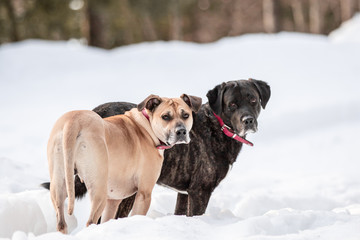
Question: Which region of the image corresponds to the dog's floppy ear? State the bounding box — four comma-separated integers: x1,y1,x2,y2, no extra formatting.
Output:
249,78,271,109
180,94,202,113
137,94,162,112
206,82,226,115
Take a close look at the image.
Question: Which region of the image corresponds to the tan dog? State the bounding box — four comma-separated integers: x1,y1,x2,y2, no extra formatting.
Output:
47,94,202,234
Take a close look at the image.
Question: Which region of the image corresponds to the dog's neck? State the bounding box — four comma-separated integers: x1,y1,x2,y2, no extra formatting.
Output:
125,108,164,153
202,104,243,164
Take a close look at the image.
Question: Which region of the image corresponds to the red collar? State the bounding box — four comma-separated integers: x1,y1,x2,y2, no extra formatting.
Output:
142,109,172,150
212,112,254,146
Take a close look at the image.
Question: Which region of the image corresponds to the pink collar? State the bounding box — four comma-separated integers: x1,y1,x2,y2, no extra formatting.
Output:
212,112,254,146
142,109,172,150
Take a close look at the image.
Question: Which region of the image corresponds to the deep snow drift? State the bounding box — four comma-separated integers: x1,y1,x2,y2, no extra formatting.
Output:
1,14,360,240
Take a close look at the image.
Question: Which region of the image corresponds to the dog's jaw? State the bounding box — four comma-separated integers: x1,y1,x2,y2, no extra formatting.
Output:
236,125,257,138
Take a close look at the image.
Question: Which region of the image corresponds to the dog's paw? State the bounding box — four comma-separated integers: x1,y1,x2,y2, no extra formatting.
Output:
57,221,68,234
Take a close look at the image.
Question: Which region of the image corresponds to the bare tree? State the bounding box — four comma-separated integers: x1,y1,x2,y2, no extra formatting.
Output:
309,0,323,34
1,0,359,47
263,0,279,33
229,0,263,36
170,0,182,40
137,0,157,42
4,0,19,41
291,0,307,32
340,0,357,21
119,0,136,45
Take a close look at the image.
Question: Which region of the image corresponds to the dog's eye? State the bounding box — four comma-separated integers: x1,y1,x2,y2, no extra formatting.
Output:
250,98,257,104
162,115,171,121
182,113,189,119
228,103,237,111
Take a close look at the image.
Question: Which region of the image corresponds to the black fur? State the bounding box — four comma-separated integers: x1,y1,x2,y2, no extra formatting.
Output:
92,102,136,118
41,175,90,200
42,79,270,217
40,182,50,190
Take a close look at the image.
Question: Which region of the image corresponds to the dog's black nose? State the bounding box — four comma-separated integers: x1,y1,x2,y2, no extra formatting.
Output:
243,116,254,126
176,128,187,136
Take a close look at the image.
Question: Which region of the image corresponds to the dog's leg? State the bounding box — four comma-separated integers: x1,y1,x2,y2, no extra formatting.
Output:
130,190,152,216
187,190,212,216
115,194,136,218
174,193,188,215
49,141,68,234
131,166,162,216
86,187,107,227
84,138,108,227
101,199,122,223
50,179,68,234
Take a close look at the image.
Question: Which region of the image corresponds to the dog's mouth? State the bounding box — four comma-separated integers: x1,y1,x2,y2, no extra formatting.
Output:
233,124,257,147
166,138,189,146
237,127,257,138
165,132,190,146
156,139,175,150
164,141,175,147
175,139,189,145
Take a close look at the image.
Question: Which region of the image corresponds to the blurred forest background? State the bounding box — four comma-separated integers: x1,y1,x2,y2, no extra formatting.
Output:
0,0,359,49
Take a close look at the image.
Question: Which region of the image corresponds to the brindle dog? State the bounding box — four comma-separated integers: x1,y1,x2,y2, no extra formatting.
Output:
43,78,270,217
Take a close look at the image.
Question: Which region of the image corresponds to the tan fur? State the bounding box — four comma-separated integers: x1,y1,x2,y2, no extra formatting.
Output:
47,95,200,234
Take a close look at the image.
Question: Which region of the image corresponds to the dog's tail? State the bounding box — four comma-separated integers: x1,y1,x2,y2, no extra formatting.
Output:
41,182,50,190
62,121,80,215
40,175,88,199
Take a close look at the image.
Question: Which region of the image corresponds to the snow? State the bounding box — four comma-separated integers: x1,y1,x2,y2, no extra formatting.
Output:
329,13,360,43
1,14,360,240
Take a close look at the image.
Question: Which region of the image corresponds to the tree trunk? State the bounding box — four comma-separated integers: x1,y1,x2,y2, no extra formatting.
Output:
309,0,322,34
340,0,356,21
291,0,307,32
4,0,19,41
263,0,278,33
119,0,136,45
81,0,90,45
170,0,182,40
87,0,104,48
142,12,157,41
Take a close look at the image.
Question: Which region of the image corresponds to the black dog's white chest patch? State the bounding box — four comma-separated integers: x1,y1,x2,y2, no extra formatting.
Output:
158,183,188,195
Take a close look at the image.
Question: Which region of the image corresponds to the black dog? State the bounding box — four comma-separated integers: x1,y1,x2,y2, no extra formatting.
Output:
43,78,270,217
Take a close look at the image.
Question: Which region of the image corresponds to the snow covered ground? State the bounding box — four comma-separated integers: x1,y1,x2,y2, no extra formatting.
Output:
1,14,360,240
